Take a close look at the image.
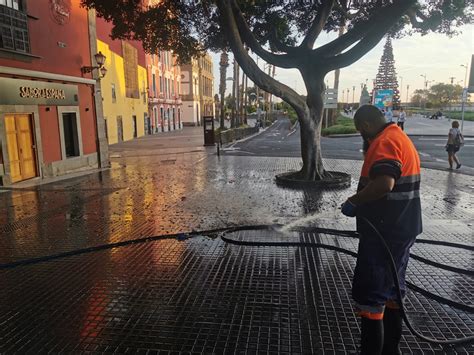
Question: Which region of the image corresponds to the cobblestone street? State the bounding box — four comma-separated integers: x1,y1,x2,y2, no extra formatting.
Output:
0,129,473,353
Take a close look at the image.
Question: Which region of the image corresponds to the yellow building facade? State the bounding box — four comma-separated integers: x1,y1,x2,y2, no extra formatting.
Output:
97,39,149,145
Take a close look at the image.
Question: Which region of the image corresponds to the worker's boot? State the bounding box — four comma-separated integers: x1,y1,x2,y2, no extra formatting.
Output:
382,307,403,355
360,317,384,355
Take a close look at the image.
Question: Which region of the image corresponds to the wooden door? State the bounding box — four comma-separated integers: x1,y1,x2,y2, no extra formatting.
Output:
5,115,22,183
4,114,37,183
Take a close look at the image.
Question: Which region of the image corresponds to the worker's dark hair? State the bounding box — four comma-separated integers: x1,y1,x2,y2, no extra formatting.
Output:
452,120,459,128
354,105,385,125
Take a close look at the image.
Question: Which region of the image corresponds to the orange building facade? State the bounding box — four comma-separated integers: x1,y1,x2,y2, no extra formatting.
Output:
0,0,108,186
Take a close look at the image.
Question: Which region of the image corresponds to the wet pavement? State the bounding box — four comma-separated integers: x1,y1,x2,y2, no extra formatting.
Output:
0,128,473,353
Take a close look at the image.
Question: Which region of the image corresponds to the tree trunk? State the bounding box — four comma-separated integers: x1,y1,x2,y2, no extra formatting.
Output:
298,74,327,180
219,52,228,130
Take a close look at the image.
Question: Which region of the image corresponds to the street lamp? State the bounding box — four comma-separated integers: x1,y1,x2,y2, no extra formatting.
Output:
461,64,468,88
460,63,469,132
352,86,355,106
399,76,403,104
420,74,428,109
81,51,107,79
406,84,410,104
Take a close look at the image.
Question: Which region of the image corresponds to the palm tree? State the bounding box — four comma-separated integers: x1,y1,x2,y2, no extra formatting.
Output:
219,52,229,130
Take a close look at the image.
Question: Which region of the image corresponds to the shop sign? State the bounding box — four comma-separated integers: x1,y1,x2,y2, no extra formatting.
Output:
0,78,79,106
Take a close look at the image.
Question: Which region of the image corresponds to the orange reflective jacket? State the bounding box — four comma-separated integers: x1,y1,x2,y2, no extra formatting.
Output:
357,123,422,237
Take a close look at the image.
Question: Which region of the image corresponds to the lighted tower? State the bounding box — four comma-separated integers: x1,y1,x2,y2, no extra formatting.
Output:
374,37,400,108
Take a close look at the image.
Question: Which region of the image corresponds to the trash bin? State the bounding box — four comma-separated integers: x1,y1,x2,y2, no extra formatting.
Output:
203,116,215,146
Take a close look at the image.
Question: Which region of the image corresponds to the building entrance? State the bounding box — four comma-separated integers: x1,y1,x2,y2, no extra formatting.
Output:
5,114,37,183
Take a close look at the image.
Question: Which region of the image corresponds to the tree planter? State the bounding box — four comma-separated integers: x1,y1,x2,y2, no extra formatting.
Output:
275,171,351,190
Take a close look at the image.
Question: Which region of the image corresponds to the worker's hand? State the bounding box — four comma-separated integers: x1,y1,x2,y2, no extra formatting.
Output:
341,199,357,217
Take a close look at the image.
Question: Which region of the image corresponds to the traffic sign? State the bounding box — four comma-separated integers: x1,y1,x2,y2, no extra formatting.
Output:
324,88,338,109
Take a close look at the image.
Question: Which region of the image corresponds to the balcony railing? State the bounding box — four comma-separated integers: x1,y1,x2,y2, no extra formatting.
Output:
0,5,30,53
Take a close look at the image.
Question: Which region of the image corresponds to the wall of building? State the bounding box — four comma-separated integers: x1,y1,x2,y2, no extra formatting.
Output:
38,105,61,164
146,50,182,132
0,0,102,185
0,0,93,79
97,40,148,144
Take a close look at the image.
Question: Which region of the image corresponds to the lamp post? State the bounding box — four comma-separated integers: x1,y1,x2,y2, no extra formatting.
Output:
406,84,410,105
399,76,403,105
460,63,469,132
352,86,355,106
420,74,427,109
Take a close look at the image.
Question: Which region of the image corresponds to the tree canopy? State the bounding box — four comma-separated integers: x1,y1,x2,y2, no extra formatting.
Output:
82,0,472,64
412,83,465,107
82,0,472,180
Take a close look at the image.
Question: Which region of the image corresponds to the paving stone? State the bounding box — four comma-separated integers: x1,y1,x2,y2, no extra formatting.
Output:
0,139,472,353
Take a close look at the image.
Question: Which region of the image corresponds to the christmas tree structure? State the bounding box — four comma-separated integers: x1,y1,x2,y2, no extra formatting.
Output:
374,37,400,108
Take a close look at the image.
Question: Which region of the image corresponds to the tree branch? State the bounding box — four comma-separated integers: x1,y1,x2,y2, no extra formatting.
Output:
334,1,367,20
326,0,417,70
269,29,299,54
229,0,298,69
300,0,335,50
314,0,416,58
216,0,306,116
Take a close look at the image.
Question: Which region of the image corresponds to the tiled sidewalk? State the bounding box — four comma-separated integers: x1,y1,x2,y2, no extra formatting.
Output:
0,149,473,353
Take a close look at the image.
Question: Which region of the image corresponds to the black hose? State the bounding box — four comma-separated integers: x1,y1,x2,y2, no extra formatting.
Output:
359,217,474,346
1,223,472,345
220,222,474,346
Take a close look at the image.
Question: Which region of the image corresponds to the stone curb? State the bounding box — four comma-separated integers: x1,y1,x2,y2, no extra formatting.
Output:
222,120,277,148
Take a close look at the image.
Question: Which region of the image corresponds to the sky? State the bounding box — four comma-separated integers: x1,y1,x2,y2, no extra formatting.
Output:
211,23,473,103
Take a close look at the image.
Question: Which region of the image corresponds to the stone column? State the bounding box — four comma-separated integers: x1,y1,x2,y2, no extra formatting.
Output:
88,9,110,168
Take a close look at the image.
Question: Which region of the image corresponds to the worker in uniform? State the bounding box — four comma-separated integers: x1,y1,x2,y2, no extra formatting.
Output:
341,105,422,354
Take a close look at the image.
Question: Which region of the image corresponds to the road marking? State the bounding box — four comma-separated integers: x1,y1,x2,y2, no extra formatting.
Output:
418,152,430,157
419,138,446,141
417,122,431,126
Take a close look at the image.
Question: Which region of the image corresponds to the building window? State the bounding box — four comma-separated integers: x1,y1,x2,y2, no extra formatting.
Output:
152,73,156,96
122,41,139,98
159,75,163,94
62,113,80,158
0,1,30,53
111,84,116,103
0,0,20,10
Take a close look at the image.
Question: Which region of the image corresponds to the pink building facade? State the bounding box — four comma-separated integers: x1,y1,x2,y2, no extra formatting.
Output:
147,51,182,133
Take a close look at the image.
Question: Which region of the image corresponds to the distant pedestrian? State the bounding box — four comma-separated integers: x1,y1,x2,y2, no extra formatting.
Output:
446,121,464,170
384,109,393,123
397,107,406,130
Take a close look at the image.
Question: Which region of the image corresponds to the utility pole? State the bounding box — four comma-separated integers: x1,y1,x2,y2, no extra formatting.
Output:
231,58,237,128
460,63,469,132
255,57,261,127
399,76,403,105
449,76,455,85
332,25,345,124
269,65,275,121
352,86,355,106
235,63,240,126
243,72,248,125
239,66,245,125
406,84,410,104
420,74,428,110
